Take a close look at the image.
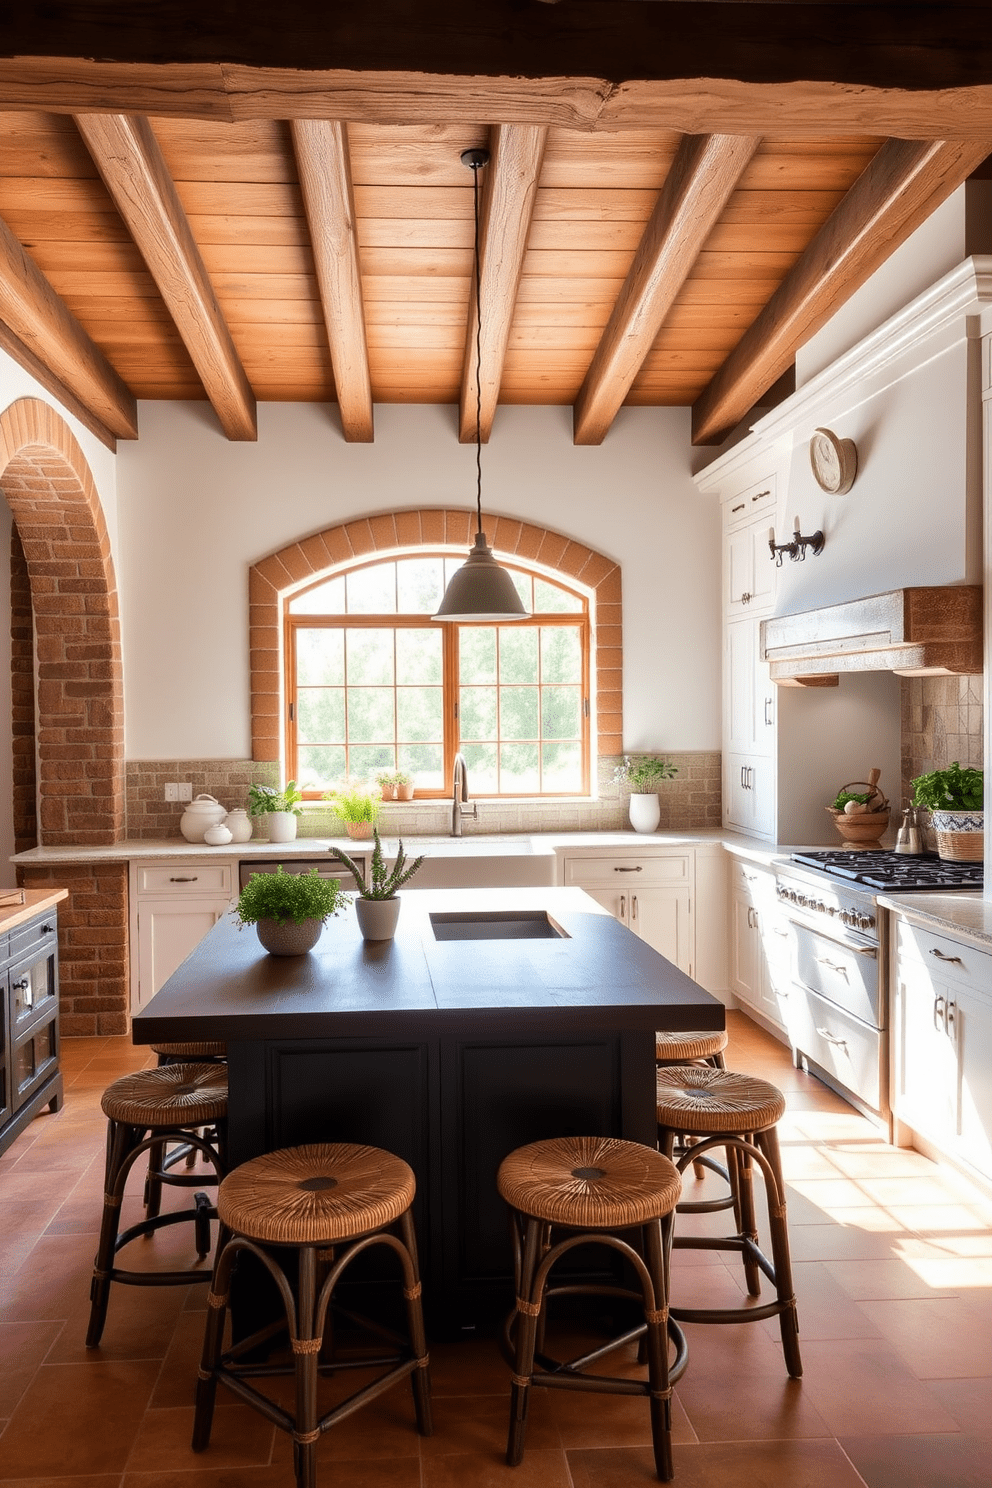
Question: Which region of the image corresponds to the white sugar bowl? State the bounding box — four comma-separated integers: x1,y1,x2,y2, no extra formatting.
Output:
224,808,253,843
179,793,227,842
203,820,234,846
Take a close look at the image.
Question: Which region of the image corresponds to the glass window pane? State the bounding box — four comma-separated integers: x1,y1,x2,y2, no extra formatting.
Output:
542,741,582,792
346,629,394,684
290,576,346,614
399,742,444,789
397,687,443,742
349,745,395,780
397,627,442,684
500,687,539,741
509,569,532,609
541,685,582,740
498,627,538,683
397,558,444,613
346,563,396,613
533,578,582,613
298,745,346,789
347,687,395,743
463,741,498,793
444,556,466,585
460,686,497,741
540,626,582,684
297,688,345,744
500,743,539,792
459,627,496,684
296,629,344,686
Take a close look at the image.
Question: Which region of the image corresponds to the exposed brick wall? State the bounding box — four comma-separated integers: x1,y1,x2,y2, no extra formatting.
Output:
10,526,37,853
248,508,623,766
15,862,129,1036
0,398,124,846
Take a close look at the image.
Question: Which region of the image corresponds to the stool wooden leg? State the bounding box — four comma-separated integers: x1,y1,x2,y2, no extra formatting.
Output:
399,1211,433,1436
735,1141,763,1297
143,1137,166,1218
292,1246,319,1488
506,1216,543,1467
191,1233,234,1452
86,1119,136,1349
756,1127,803,1379
642,1217,675,1482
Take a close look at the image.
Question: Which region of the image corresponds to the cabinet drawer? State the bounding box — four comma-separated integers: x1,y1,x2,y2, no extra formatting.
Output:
789,985,882,1112
731,859,775,902
725,474,777,529
897,921,992,1002
136,862,234,897
563,854,691,889
9,915,58,964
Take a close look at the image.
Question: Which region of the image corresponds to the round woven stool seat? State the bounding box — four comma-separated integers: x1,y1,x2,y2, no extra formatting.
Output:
497,1136,681,1231
100,1063,228,1127
656,1066,785,1135
152,1041,227,1059
655,1028,728,1063
218,1143,416,1246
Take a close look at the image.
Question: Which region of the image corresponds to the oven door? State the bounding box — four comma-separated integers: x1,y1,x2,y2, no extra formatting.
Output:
787,918,885,1117
791,921,880,1026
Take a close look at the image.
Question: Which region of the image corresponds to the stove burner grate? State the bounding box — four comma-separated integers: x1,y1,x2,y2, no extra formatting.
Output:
790,849,983,891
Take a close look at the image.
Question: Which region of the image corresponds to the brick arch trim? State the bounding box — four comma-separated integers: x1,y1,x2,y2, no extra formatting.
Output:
1,397,124,845
248,509,622,765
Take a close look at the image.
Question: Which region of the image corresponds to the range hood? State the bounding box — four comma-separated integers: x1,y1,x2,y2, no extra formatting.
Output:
760,586,983,684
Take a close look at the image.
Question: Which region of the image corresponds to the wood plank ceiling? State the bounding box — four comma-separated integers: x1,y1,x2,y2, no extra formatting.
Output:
0,104,987,450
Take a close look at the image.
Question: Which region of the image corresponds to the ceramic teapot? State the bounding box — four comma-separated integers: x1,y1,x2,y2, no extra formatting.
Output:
179,793,227,843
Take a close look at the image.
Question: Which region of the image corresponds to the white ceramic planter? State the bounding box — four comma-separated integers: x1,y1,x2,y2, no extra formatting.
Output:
628,792,661,834
354,896,401,941
266,811,298,843
225,808,253,843
256,916,322,955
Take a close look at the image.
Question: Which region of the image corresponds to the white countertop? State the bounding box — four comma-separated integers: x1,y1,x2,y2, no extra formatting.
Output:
877,891,992,952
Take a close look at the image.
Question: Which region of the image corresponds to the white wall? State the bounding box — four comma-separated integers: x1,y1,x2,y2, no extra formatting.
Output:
117,401,722,761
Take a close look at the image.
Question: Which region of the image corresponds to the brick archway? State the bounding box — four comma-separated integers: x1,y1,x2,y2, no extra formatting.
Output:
248,508,622,766
2,397,124,845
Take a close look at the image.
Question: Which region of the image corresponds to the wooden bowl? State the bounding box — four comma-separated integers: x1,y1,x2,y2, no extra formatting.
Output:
827,808,890,845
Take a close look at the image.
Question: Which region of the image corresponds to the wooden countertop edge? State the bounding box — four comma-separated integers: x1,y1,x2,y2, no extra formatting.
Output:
0,887,68,934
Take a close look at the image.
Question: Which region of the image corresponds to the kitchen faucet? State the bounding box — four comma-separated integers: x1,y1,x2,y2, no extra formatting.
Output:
451,752,478,837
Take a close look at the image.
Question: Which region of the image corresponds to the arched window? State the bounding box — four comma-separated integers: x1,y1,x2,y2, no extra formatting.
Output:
285,553,591,798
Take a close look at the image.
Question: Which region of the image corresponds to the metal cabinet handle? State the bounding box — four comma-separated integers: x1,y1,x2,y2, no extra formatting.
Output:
740,591,751,605
619,895,626,919
752,489,771,502
731,502,745,513
631,895,638,923
815,957,849,979
12,977,29,992
764,697,774,726
929,948,963,965
169,875,199,883
614,865,643,873
933,994,946,1032
815,1027,848,1047
41,923,55,934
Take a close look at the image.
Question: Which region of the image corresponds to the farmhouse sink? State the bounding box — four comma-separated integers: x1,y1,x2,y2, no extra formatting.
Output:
385,835,558,889
429,909,568,941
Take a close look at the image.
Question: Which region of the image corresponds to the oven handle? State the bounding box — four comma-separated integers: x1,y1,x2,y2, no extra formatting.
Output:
787,920,877,958
815,1027,849,1048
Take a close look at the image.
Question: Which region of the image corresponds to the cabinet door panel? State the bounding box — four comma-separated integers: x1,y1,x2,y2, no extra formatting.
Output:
894,958,957,1148
957,991,992,1182
630,888,690,975
137,898,232,1007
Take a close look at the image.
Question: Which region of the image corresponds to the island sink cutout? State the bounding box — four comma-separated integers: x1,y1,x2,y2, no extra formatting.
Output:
429,910,568,942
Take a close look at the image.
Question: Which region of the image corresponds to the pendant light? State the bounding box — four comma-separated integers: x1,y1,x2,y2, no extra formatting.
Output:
433,147,528,622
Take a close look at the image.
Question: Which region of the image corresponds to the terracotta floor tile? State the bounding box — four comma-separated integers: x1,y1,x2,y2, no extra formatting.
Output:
765,1261,880,1342
422,1446,573,1488
420,1390,561,1457
0,1320,63,1415
786,1177,884,1213
568,1438,870,1487
824,1257,961,1301
125,1402,276,1473
841,1431,992,1488
548,1380,696,1450
797,1338,960,1436
857,1293,992,1379
122,1467,296,1488
927,1375,992,1432
675,1365,831,1442
0,1478,122,1488
0,1359,161,1476
788,1221,910,1263
886,1203,992,1235
427,1336,516,1397
0,1235,99,1324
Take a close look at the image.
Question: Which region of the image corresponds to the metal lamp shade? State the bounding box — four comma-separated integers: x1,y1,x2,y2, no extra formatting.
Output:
432,532,528,621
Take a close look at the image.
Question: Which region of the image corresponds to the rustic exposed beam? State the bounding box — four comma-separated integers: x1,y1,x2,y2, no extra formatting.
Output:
0,212,137,439
691,137,992,446
75,111,257,441
573,133,759,446
291,118,373,443
0,316,117,451
459,124,548,445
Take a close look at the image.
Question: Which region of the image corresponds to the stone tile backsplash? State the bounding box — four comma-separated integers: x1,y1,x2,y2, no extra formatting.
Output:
125,753,722,839
900,674,984,804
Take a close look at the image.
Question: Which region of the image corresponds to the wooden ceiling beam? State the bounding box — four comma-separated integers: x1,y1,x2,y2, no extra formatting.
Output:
0,212,137,439
290,118,373,443
573,133,759,446
691,137,992,446
459,124,548,445
74,111,257,441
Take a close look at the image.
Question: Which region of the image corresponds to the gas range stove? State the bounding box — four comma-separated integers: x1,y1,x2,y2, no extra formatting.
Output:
789,849,983,892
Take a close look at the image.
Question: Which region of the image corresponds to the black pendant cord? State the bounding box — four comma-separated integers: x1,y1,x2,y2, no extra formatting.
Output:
471,155,484,538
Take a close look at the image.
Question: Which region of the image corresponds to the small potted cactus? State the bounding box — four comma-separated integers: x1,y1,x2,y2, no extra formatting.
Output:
328,831,425,941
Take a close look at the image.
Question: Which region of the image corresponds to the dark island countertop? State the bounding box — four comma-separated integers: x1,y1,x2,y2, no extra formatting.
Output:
133,885,724,1043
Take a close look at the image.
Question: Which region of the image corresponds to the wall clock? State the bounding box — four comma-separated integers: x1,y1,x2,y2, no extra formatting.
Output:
809,427,857,494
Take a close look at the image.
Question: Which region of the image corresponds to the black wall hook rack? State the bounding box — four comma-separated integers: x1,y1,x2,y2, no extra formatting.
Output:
768,518,825,567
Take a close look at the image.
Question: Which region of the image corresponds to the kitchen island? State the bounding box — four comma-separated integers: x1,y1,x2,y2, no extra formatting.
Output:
133,885,723,1330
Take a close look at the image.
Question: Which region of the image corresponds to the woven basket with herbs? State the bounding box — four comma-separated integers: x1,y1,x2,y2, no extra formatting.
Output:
826,768,890,844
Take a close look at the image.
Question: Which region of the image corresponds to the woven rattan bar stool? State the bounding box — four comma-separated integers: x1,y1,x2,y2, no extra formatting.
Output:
145,1043,228,1213
656,1066,802,1378
192,1142,432,1488
656,1029,729,1180
86,1063,228,1348
152,1041,227,1065
497,1136,688,1482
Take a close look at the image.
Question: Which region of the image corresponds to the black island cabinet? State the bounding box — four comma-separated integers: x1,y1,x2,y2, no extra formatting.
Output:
133,886,724,1331
1,890,65,1157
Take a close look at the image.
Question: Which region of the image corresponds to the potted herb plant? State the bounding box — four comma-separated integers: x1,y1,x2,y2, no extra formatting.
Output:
374,769,416,803
910,762,984,862
248,780,304,844
329,831,425,940
323,781,381,840
613,754,678,834
236,865,348,955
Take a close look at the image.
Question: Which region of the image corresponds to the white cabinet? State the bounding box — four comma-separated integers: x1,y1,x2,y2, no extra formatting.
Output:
727,617,776,759
129,859,235,1013
561,851,693,978
893,916,992,1185
729,859,791,1033
725,476,777,616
